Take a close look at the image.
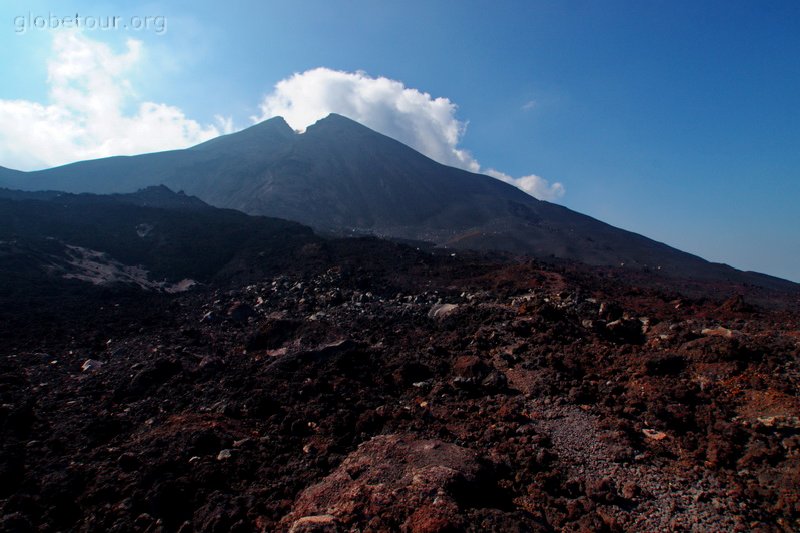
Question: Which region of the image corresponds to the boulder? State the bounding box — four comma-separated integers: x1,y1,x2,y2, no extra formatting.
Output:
227,302,256,323
279,434,485,531
428,303,458,319
81,359,104,372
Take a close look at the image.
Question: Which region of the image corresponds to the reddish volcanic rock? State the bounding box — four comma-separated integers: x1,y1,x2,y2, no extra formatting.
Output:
280,434,484,532
452,355,489,380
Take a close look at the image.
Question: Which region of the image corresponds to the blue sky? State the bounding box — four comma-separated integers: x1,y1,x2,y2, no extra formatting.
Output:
1,1,799,281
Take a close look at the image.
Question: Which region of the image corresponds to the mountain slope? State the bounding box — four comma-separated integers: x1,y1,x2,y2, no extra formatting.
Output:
0,114,794,289
0,187,318,294
0,165,24,184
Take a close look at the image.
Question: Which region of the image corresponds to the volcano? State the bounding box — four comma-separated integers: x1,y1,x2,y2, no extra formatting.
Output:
0,114,792,289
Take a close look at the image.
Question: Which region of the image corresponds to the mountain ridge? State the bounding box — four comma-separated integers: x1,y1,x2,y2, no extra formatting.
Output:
0,114,795,290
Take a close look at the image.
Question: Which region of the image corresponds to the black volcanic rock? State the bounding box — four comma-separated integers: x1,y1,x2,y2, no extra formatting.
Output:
1,245,798,532
0,114,796,290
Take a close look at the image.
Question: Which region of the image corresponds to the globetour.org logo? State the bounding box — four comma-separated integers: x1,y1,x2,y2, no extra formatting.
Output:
13,12,167,35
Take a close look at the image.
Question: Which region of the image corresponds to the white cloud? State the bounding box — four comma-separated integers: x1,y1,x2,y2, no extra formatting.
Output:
0,31,221,170
214,114,236,134
256,68,565,201
1,45,565,202
484,169,566,202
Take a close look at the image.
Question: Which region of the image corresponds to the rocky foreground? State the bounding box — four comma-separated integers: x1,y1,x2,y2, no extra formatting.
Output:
1,253,799,532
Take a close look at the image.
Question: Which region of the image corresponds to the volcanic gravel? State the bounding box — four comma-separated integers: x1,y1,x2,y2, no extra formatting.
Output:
1,259,799,532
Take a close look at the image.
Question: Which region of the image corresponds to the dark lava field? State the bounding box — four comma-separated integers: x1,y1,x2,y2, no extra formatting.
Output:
1,244,799,532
